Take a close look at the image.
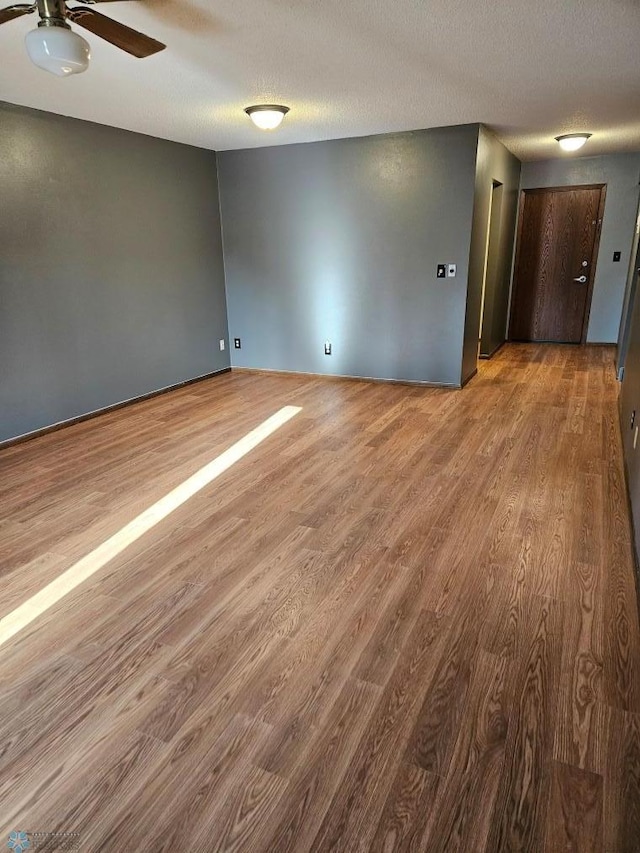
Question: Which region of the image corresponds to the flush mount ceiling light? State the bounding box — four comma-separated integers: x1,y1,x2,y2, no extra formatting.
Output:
245,104,290,130
555,133,592,152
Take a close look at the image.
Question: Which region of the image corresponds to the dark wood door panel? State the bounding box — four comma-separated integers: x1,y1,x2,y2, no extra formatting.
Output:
510,185,605,344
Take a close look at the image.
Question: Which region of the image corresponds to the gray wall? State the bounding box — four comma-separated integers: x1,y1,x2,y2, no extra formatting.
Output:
619,264,640,566
218,125,481,386
520,154,640,343
462,127,521,380
616,205,640,377
0,102,229,443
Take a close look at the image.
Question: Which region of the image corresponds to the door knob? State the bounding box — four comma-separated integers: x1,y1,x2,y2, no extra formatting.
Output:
573,275,587,283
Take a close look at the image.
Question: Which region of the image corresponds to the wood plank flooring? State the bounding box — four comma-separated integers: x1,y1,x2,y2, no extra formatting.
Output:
1,344,639,851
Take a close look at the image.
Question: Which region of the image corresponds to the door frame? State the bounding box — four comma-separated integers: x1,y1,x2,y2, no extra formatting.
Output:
508,183,607,344
478,180,504,359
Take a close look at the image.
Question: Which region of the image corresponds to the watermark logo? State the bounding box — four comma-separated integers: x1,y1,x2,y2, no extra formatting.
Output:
6,833,79,851
6,833,30,853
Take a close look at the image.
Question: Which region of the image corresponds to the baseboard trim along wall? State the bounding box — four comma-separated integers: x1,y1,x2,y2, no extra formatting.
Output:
479,341,506,360
618,398,640,591
0,367,232,450
231,366,461,390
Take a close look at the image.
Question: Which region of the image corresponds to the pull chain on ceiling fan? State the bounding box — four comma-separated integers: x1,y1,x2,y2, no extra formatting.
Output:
0,0,165,75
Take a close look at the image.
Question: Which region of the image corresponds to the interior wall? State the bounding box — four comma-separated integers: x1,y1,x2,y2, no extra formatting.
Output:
218,125,481,387
619,272,640,567
0,102,229,443
520,153,640,343
616,201,640,378
462,126,521,381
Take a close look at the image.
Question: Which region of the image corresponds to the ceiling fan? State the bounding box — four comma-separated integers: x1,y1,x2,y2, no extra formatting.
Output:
0,0,165,76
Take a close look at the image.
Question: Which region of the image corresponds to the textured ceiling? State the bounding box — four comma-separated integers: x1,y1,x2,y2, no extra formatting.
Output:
0,0,639,160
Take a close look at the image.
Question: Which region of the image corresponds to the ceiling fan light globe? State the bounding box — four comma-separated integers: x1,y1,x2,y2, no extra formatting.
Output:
25,26,90,76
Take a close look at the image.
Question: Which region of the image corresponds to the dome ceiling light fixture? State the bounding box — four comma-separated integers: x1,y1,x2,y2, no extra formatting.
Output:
245,104,290,131
555,133,592,152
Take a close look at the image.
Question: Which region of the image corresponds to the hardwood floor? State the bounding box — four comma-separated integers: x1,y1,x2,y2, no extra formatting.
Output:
1,344,639,851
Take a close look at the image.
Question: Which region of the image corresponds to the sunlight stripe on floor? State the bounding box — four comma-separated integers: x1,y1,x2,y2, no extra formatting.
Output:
0,405,302,649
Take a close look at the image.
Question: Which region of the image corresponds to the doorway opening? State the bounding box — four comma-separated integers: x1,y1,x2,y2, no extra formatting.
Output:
478,180,504,359
509,184,606,343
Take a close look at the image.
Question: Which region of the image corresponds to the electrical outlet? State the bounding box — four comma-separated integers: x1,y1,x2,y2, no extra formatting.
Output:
613,251,621,262
324,341,332,355
219,339,225,351
447,264,457,278
234,338,241,349
631,410,636,430
437,264,446,278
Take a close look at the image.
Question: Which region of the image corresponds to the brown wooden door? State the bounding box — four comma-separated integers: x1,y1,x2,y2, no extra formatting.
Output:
510,185,605,343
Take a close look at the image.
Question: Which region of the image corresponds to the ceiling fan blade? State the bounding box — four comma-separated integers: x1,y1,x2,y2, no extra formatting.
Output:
0,3,35,25
66,6,165,57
